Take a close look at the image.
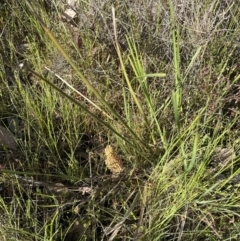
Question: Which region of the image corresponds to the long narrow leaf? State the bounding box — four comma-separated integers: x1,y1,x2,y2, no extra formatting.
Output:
24,0,144,148
31,70,134,148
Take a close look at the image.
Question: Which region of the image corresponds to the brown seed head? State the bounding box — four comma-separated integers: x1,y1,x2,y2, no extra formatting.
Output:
104,145,124,177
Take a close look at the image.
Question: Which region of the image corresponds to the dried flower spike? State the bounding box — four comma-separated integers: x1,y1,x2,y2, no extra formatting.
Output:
104,145,125,177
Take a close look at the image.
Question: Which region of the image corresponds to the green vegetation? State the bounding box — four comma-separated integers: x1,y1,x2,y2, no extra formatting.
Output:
1,0,240,240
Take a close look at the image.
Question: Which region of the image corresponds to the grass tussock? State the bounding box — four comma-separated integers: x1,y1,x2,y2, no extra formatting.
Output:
1,0,240,240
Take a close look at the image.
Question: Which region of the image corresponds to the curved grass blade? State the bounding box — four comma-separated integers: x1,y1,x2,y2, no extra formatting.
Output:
30,70,134,148
23,0,146,150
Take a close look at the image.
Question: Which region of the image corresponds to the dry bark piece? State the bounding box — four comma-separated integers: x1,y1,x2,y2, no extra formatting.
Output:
0,126,17,150
212,147,235,167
